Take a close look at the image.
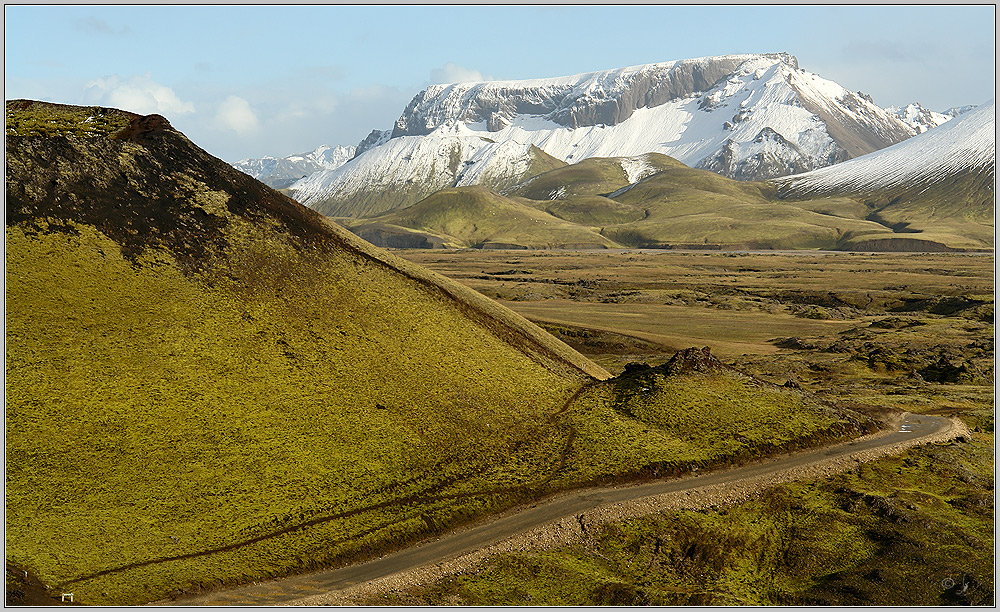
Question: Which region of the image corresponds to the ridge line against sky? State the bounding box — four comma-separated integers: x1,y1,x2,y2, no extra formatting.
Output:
4,4,996,162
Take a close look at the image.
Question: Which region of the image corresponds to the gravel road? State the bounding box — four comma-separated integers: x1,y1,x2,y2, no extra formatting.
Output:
166,412,965,606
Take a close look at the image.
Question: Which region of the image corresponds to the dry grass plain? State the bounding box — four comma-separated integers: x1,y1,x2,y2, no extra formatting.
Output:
400,249,993,372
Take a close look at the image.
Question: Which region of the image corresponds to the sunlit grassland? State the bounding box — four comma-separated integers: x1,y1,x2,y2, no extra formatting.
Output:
400,249,992,355
552,371,847,487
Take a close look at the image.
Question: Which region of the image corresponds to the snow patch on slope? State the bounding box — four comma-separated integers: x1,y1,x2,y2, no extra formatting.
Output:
620,154,661,184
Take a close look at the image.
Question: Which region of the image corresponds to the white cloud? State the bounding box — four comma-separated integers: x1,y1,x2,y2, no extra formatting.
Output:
84,73,194,116
215,96,259,135
429,62,492,85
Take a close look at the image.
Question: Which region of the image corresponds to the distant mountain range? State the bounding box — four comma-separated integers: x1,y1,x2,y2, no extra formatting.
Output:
229,53,990,253
234,53,975,219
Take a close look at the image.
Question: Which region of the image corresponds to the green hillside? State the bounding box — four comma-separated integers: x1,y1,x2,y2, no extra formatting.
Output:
4,101,875,605
506,153,682,200
816,168,995,251
604,166,895,249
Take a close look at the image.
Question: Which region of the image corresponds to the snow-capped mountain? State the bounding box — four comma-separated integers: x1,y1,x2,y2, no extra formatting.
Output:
290,53,921,215
944,104,979,118
233,144,355,189
774,101,994,196
889,103,952,133
289,129,553,217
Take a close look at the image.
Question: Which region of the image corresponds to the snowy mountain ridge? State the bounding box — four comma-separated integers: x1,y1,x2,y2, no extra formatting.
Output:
233,144,355,189
288,129,545,217
393,53,794,136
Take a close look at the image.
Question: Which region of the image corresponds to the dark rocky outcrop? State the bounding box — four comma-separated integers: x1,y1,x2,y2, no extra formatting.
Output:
660,346,727,376
6,101,339,274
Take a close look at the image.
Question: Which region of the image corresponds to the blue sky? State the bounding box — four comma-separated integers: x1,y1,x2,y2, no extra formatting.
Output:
4,4,995,162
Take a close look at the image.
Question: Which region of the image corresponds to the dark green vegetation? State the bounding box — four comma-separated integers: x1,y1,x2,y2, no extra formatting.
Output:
340,150,992,252
5,101,867,605
390,248,993,606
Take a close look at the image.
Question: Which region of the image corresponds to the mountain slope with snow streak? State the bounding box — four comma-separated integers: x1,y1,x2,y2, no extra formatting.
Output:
774,102,994,251
775,101,994,196
233,144,355,189
290,53,918,216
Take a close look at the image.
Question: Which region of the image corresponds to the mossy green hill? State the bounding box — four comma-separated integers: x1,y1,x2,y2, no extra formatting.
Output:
5,100,874,605
5,100,606,603
505,153,683,200
347,186,616,250
781,168,995,252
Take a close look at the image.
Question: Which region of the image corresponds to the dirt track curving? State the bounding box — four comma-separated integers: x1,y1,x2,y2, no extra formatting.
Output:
166,412,966,606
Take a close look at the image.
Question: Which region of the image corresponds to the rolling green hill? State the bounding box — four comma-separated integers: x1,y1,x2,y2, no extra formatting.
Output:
788,168,995,252
505,153,683,200
604,166,896,250
348,148,992,252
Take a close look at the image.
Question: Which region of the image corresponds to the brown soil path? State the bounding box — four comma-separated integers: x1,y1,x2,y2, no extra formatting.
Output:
165,413,962,606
